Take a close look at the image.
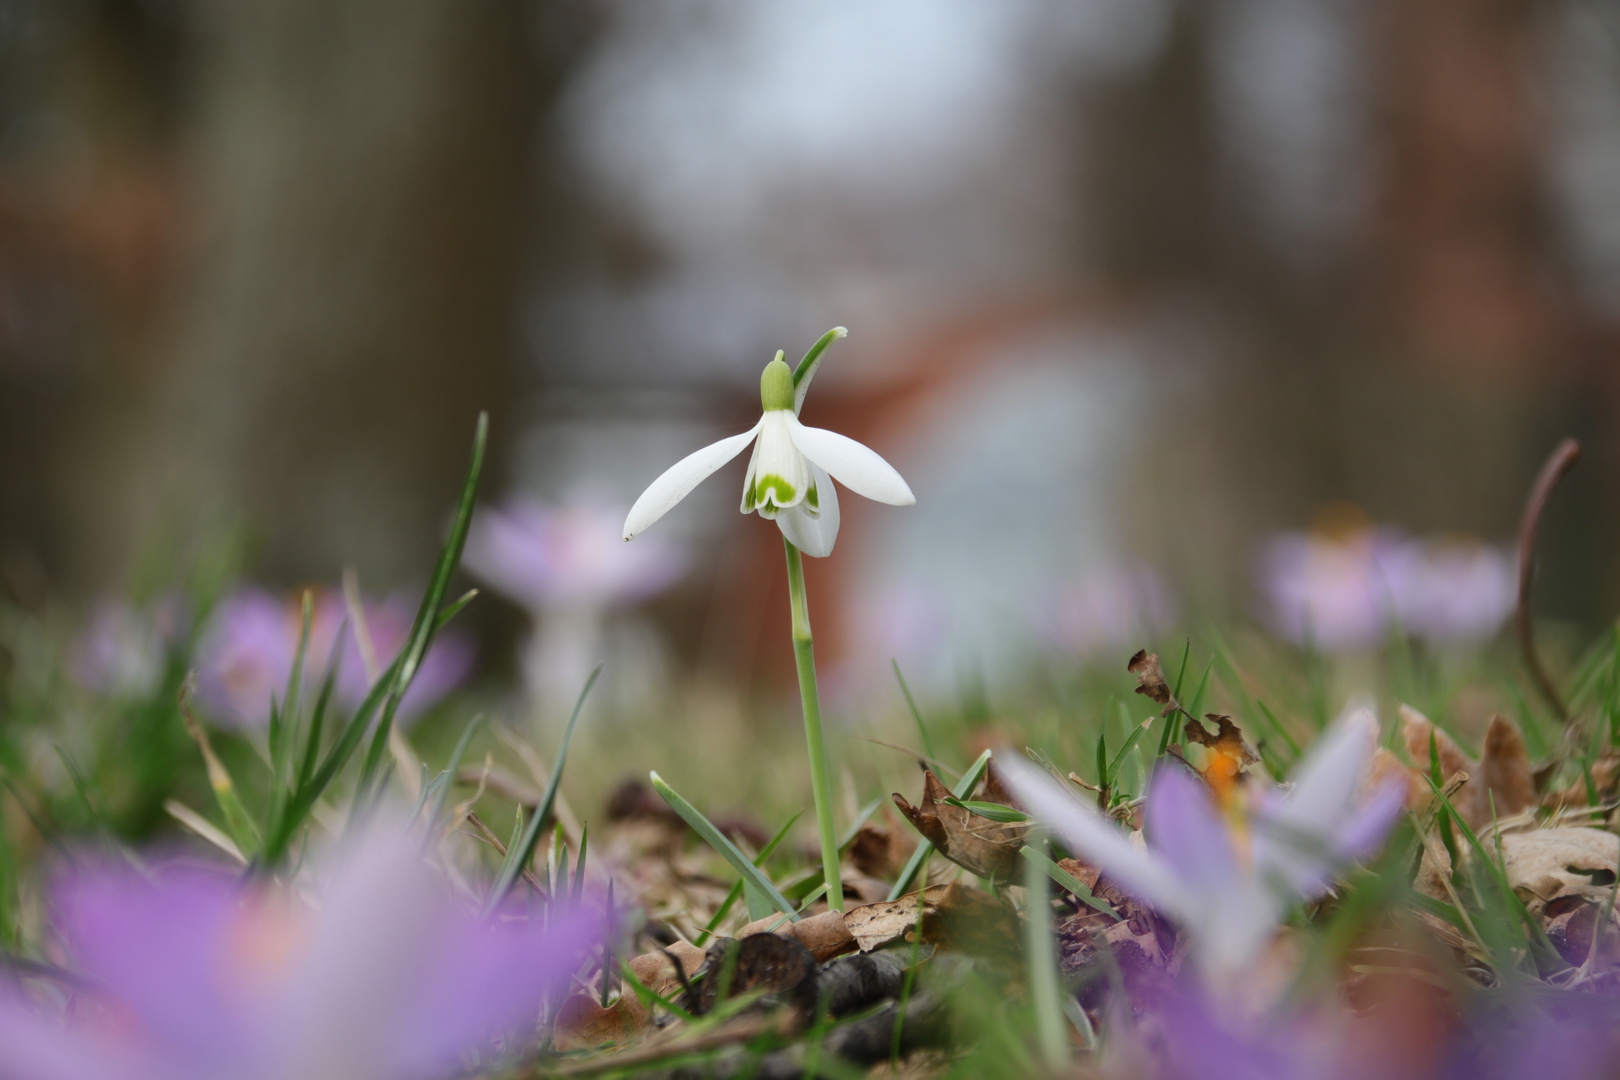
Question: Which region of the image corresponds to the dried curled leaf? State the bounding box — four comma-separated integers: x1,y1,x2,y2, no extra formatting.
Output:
1401,705,1535,829
554,994,645,1050
1128,649,1172,706
892,766,1028,879
1183,714,1258,789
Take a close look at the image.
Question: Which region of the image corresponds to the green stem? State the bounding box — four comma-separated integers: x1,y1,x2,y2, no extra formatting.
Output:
784,539,844,912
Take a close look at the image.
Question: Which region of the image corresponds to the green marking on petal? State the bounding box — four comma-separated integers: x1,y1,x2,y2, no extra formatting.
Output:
805,484,819,511
759,358,794,412
753,474,797,509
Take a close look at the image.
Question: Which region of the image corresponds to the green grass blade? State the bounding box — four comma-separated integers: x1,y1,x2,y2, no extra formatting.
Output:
484,664,601,912
892,660,938,763
696,811,803,946
423,713,486,830
650,771,798,921
358,414,489,792
1020,844,1118,919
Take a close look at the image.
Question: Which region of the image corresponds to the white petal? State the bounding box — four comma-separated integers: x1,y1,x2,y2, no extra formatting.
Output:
742,411,812,516
997,754,1187,920
786,417,915,506
624,423,760,540
775,465,840,557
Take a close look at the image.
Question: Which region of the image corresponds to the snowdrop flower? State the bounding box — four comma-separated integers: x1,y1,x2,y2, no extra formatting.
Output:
1001,705,1404,979
0,821,609,1080
623,330,915,557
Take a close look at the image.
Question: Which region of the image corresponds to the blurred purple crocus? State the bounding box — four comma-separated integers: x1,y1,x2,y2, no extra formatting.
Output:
463,495,685,708
1040,565,1177,658
192,589,471,731
463,495,685,614
1257,527,1513,651
1002,705,1405,978
0,823,610,1080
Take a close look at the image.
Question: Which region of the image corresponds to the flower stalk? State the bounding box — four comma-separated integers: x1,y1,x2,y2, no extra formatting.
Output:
785,538,844,912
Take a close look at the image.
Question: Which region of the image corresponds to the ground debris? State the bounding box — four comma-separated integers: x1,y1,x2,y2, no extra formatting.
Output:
892,766,1027,879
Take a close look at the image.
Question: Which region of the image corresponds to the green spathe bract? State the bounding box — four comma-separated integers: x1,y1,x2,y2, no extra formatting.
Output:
759,355,795,412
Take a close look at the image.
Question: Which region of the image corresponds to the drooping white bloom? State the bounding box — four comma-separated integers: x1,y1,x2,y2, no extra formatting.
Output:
1000,704,1405,979
623,329,914,557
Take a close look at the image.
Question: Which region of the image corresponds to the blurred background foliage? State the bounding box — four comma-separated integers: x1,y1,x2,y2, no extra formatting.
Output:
0,0,1619,840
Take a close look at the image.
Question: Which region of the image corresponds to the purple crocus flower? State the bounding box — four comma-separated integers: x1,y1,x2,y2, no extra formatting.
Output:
462,495,685,709
1040,565,1177,658
0,823,609,1080
463,495,686,614
1002,705,1405,978
328,594,474,724
1257,527,1514,652
192,589,472,731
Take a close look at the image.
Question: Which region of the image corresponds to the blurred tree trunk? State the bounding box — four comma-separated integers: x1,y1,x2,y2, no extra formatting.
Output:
69,0,562,591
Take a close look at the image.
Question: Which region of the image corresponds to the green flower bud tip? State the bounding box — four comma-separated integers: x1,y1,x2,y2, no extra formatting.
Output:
759,356,794,412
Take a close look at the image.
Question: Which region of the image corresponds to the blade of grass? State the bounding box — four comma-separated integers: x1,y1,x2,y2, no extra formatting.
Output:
357,415,489,795
423,713,486,830
892,660,938,763
695,811,803,946
650,771,798,921
485,663,601,912
178,679,261,856
1020,844,1118,918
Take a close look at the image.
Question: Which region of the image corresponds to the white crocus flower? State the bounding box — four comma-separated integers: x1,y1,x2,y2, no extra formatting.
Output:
623,330,915,557
1000,704,1404,980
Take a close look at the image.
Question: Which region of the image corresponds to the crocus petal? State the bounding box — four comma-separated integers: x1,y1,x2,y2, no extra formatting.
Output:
58,861,251,1069
997,754,1185,917
1143,767,1241,896
775,465,840,557
1334,777,1406,863
1144,767,1281,974
1271,703,1380,842
0,989,141,1080
785,417,915,506
623,422,761,541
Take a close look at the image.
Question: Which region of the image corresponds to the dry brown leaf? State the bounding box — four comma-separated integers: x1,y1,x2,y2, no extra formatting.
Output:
1500,827,1619,907
627,939,707,1000
1400,704,1539,829
1543,750,1620,814
1361,747,1428,813
842,886,949,952
1183,714,1258,790
554,994,645,1050
1480,714,1535,818
848,822,918,881
1500,827,1620,967
892,767,1028,879
1128,649,1172,707
736,909,857,962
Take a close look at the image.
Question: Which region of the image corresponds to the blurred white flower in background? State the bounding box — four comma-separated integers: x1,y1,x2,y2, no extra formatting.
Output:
463,493,687,722
1257,512,1515,651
